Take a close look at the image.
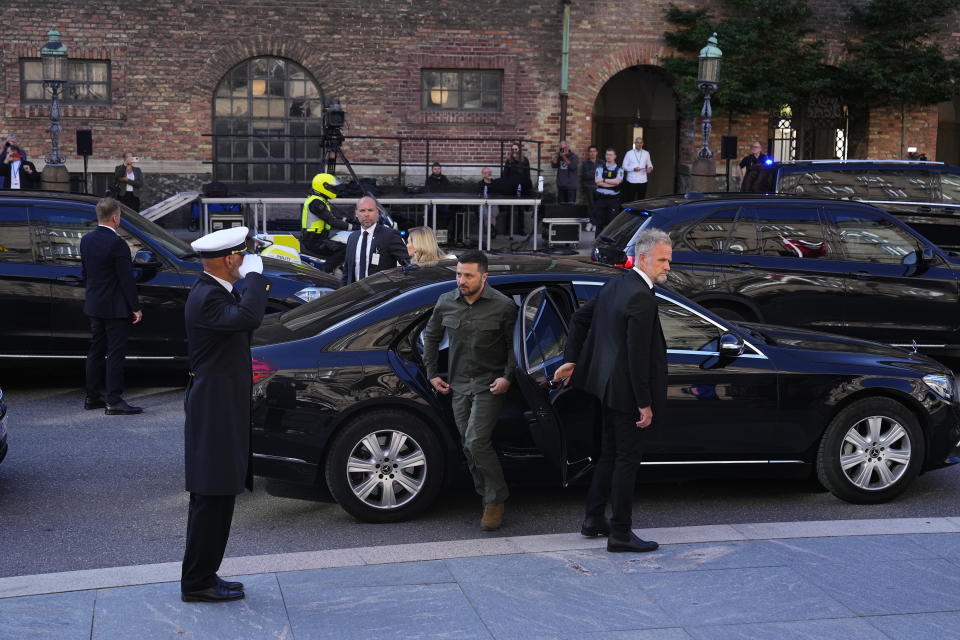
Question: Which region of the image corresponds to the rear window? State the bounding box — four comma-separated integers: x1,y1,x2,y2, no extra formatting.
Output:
600,209,651,246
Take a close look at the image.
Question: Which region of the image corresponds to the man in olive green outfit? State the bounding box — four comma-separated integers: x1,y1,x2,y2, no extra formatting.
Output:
423,250,517,531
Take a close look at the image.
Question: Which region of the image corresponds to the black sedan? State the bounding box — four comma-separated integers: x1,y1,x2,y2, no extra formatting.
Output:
0,191,339,365
250,257,960,522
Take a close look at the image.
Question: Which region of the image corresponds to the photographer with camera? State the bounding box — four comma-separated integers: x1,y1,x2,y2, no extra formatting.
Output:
1,141,38,191
551,140,579,204
113,152,144,211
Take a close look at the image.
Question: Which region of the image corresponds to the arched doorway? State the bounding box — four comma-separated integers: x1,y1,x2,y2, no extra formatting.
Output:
212,56,325,184
592,66,677,196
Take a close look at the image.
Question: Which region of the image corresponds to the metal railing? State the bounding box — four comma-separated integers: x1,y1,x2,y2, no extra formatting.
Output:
199,196,544,251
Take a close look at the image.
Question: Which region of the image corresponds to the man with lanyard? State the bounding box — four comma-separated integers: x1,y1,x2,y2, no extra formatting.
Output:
593,148,624,233
301,172,358,273
621,137,653,203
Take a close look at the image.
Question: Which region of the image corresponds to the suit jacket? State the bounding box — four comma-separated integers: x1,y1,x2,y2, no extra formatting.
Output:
80,225,140,319
342,223,409,285
113,165,144,198
564,270,667,416
183,272,270,495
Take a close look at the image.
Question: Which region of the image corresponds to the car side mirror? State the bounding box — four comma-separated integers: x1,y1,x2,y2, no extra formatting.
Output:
133,249,162,282
903,246,934,275
718,332,744,358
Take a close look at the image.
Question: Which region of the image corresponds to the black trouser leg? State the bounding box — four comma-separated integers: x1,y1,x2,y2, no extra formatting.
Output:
558,186,577,204
103,318,130,405
86,317,107,400
181,493,236,593
635,183,648,200
585,408,643,537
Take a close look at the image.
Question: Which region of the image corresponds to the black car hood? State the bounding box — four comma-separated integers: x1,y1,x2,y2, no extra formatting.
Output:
259,257,340,287
737,321,947,370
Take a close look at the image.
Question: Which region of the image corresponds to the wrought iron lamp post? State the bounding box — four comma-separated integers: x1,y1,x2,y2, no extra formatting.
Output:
696,33,722,159
40,27,70,191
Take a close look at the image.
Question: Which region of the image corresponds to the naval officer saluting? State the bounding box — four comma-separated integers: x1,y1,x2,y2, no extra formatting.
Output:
180,226,270,603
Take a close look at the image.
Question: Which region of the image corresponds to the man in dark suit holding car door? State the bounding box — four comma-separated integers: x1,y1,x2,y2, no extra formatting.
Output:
342,196,408,285
553,228,671,553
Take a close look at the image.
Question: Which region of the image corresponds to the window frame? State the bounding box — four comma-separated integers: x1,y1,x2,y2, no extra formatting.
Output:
421,68,503,112
20,58,112,105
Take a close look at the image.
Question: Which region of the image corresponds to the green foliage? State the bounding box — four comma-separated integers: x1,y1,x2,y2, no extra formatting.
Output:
840,0,960,110
662,0,828,122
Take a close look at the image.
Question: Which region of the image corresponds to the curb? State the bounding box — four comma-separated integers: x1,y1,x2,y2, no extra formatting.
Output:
2,516,958,599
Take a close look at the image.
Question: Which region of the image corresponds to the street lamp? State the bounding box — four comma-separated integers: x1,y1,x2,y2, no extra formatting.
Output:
40,27,68,167
696,32,722,160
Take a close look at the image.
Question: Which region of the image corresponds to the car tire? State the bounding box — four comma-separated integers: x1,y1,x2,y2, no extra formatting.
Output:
325,410,445,523
707,304,751,323
816,398,924,504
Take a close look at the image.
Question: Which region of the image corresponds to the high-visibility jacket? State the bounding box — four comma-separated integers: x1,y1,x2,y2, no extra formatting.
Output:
301,194,332,234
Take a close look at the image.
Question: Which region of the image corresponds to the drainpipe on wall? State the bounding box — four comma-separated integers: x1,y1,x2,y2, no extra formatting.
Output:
559,0,571,141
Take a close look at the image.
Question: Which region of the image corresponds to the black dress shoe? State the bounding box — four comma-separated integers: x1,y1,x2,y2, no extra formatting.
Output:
580,516,611,537
607,532,659,553
83,397,106,410
217,576,244,591
181,584,244,603
105,400,143,415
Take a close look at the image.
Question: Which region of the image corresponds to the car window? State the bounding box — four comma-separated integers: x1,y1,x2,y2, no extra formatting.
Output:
753,205,829,259
602,210,650,245
939,172,960,205
658,298,720,352
824,208,919,264
862,170,935,202
0,205,34,263
30,205,96,264
522,289,567,374
778,171,859,197
682,208,739,253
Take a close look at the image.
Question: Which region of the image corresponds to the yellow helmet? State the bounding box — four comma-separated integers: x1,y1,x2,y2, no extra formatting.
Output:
311,173,339,199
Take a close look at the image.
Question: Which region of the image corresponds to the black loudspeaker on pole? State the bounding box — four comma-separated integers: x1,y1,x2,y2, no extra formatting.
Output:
76,130,92,194
720,135,738,160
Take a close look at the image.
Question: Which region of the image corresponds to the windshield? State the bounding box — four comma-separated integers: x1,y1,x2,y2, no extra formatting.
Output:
121,207,196,259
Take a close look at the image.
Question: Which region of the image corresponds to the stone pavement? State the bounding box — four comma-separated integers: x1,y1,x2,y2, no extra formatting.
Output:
2,517,960,639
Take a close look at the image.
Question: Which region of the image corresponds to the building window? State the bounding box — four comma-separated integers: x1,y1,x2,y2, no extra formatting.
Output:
213,57,325,184
421,69,502,111
773,105,797,162
20,59,111,104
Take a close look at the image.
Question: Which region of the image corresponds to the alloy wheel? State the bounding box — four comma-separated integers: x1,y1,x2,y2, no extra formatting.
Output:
839,415,912,491
345,429,428,510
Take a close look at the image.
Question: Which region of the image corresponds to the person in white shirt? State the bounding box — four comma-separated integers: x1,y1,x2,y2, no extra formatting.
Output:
621,137,653,203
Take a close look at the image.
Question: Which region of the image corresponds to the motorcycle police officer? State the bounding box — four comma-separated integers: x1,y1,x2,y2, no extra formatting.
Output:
301,172,357,273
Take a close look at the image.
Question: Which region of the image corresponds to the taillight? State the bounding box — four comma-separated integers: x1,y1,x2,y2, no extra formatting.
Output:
613,255,635,269
252,357,276,385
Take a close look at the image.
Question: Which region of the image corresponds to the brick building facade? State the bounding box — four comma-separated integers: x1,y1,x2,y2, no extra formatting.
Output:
1,0,957,209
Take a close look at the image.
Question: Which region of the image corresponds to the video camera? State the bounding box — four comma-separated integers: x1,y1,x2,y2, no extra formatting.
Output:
321,98,346,151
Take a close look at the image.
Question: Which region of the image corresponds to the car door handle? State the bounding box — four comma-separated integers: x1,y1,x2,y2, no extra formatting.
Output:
853,271,872,279
736,262,754,270
56,275,83,285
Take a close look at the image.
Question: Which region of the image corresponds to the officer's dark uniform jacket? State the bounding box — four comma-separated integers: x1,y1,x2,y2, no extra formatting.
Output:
183,271,270,495
597,163,622,196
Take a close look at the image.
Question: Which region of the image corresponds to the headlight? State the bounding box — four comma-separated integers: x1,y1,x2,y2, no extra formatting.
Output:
293,286,332,303
923,374,954,402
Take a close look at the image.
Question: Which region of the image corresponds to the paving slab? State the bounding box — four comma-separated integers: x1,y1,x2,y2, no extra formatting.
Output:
634,566,853,626
92,574,289,640
790,557,960,616
457,572,675,638
686,617,884,640
277,559,454,589
764,534,935,565
864,611,960,639
0,591,95,640
283,582,491,640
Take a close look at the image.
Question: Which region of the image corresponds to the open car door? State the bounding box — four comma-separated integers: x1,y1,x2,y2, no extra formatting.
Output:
513,286,597,486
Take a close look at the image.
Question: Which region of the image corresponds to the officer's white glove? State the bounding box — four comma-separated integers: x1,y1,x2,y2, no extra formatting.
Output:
238,254,263,278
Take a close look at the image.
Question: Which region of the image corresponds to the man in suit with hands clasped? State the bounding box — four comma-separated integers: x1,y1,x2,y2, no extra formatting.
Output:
553,228,671,553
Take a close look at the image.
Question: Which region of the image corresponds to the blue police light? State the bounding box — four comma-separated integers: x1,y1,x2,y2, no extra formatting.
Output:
763,158,774,166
